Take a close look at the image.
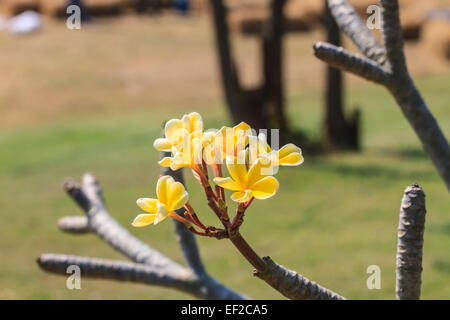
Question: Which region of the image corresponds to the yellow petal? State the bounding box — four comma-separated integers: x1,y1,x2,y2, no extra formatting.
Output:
279,152,304,166
171,191,189,211
157,176,173,205
132,214,156,227
246,159,265,186
235,134,247,154
170,151,190,170
153,138,172,151
154,202,169,224
257,133,271,153
278,143,302,159
230,190,253,203
168,181,189,210
213,177,242,191
170,161,184,171
203,143,218,166
225,156,247,185
136,198,158,213
187,112,203,132
233,121,251,133
164,119,183,140
202,130,217,144
158,157,172,167
250,176,279,200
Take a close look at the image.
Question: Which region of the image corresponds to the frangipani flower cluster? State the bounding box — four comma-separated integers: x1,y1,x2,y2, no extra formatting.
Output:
132,112,304,239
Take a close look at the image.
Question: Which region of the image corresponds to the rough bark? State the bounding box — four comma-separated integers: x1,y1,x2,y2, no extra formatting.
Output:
327,0,387,65
313,42,391,85
380,0,450,190
396,184,426,300
254,257,345,300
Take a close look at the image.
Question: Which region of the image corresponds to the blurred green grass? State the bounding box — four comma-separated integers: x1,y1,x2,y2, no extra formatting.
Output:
0,72,449,299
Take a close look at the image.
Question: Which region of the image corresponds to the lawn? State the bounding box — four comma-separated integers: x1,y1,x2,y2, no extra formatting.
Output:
0,15,448,299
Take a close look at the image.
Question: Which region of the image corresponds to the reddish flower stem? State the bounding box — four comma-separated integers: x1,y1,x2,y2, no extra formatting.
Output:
192,156,265,272
184,211,206,230
184,203,207,230
208,200,231,229
168,212,191,227
231,203,246,229
244,197,254,210
188,226,213,237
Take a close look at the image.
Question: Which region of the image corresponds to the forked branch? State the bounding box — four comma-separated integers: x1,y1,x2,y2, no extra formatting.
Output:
314,0,450,190
37,172,245,300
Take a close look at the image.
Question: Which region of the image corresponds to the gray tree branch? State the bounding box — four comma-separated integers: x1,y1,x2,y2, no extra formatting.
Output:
37,254,195,291
64,174,184,271
378,0,450,190
58,216,90,234
328,0,387,65
315,0,450,190
379,0,407,75
161,150,208,277
313,42,391,85
254,257,345,300
396,184,426,300
37,173,245,300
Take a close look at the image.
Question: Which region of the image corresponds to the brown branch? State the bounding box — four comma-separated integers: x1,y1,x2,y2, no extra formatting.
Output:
229,232,266,273
396,184,426,300
254,257,345,300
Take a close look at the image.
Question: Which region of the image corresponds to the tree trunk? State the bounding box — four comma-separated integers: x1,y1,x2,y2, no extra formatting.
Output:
210,0,288,134
323,0,360,150
262,0,287,133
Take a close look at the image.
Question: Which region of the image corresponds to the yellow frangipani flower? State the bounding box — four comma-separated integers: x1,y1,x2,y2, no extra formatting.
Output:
132,176,189,227
249,139,303,169
261,143,304,170
214,122,252,160
158,131,204,171
153,112,203,152
213,156,279,203
273,143,304,166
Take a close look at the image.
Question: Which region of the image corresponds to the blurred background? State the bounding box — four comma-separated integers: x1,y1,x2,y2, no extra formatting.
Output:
0,0,449,299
